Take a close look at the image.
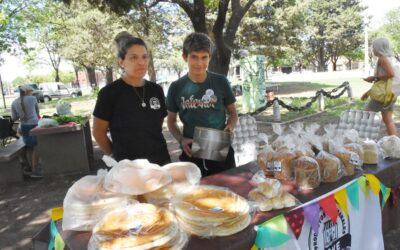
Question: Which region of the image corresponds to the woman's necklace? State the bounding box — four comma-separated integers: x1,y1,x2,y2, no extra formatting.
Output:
132,83,146,108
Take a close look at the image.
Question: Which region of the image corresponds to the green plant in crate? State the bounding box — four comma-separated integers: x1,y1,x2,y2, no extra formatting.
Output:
53,115,86,125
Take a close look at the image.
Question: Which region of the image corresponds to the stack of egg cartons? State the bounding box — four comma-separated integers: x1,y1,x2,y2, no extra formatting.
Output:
336,110,381,139
232,115,259,166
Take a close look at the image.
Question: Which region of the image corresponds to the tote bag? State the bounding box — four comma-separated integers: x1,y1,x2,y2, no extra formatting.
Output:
368,79,396,106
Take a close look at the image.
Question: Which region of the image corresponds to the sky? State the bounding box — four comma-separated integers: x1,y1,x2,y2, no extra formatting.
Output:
1,0,400,83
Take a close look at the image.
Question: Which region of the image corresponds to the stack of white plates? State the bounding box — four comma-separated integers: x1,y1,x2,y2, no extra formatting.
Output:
88,203,187,250
173,185,251,237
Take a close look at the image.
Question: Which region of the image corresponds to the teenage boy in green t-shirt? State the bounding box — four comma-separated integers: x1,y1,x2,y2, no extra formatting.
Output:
166,32,238,177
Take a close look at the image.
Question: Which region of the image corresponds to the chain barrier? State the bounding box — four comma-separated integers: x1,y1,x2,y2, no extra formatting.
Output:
249,81,350,116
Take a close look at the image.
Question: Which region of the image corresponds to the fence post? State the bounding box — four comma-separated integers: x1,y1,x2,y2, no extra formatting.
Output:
318,92,325,111
273,99,281,122
347,84,353,100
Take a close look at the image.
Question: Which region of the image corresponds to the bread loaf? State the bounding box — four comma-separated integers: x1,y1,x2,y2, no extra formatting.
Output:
362,140,378,164
335,150,360,176
315,151,343,182
272,150,296,180
293,156,321,190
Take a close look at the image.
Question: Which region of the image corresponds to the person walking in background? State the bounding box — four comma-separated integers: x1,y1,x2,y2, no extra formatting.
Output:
11,84,42,178
361,37,397,135
93,31,171,165
166,32,238,177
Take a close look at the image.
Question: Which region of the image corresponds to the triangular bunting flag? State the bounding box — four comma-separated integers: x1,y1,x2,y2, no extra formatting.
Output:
54,233,65,250
346,181,359,210
284,208,304,239
256,215,290,248
381,187,391,208
334,189,348,218
251,244,258,250
304,203,320,235
358,175,369,198
50,207,63,221
365,174,380,196
319,194,338,223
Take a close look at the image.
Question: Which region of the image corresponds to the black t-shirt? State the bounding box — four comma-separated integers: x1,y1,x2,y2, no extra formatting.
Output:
93,79,170,165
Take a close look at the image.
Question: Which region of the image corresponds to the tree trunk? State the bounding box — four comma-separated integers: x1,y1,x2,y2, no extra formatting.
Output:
332,61,337,71
106,66,113,84
55,68,60,82
317,47,326,72
148,50,156,82
348,59,352,70
85,66,97,88
209,45,231,75
74,66,80,88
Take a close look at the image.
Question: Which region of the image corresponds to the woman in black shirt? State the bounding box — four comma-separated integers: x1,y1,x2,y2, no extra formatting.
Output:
93,32,171,165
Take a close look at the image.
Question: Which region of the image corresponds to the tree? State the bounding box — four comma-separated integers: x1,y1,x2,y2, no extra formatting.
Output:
382,7,400,59
236,0,305,71
70,0,258,76
302,0,364,72
23,0,68,82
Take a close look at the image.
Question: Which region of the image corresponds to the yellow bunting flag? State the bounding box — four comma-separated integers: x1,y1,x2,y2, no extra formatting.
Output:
50,207,64,221
334,189,348,217
358,176,369,198
251,244,259,250
365,174,380,196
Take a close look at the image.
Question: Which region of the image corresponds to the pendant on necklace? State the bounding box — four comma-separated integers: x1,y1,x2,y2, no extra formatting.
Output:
141,102,146,108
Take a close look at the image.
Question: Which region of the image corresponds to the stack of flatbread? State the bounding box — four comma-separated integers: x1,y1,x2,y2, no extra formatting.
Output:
248,179,296,211
173,185,251,237
88,203,187,250
142,162,201,208
62,172,137,231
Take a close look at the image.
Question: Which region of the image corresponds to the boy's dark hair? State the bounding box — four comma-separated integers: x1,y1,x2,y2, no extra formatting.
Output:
182,32,214,56
114,31,147,59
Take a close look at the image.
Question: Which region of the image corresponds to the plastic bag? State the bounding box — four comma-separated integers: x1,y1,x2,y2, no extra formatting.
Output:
293,156,321,190
62,169,137,231
172,185,251,237
362,139,379,164
38,118,58,128
103,159,172,195
88,203,188,250
56,101,73,115
257,145,275,176
315,150,344,183
271,149,297,181
142,162,201,207
378,135,400,159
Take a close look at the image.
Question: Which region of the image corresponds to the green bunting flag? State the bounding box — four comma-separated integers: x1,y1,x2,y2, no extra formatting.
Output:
49,220,65,250
381,185,391,208
346,181,360,210
255,215,290,248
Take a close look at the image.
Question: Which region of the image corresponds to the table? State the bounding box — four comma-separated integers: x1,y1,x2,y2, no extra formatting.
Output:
32,158,400,250
29,119,94,176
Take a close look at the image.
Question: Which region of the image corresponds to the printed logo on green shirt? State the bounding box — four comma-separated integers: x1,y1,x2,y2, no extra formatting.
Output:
180,89,218,110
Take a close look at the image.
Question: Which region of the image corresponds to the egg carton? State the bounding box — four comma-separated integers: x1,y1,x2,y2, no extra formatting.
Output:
336,110,381,139
232,115,259,166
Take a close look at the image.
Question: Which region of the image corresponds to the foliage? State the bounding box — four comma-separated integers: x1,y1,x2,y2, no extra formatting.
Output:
28,71,74,84
53,114,86,125
382,7,400,59
237,0,305,68
301,0,365,72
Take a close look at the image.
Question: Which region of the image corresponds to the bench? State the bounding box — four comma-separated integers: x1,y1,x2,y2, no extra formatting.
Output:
0,139,25,184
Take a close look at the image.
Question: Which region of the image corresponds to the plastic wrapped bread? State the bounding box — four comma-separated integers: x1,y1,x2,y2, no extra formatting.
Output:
344,143,364,165
172,185,251,237
378,135,400,159
63,170,137,231
315,151,344,182
257,145,275,176
142,162,201,207
103,159,172,195
271,150,297,181
88,203,188,250
334,150,360,176
293,156,321,190
362,139,379,164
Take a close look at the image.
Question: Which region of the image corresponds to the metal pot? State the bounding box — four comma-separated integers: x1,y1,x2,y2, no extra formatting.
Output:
192,127,232,161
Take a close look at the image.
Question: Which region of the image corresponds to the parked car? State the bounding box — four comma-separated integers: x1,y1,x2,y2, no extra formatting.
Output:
14,83,45,103
38,82,82,102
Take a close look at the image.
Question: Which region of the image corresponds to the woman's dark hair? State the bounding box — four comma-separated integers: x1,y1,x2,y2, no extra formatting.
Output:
182,32,214,56
114,31,147,60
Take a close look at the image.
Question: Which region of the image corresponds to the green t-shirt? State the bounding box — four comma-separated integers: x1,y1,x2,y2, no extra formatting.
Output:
166,71,236,138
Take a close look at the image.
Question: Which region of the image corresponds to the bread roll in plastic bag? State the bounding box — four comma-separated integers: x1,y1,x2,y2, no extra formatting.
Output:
293,156,321,190
315,150,344,182
63,169,137,231
271,149,297,181
378,135,400,159
104,159,172,195
362,139,379,164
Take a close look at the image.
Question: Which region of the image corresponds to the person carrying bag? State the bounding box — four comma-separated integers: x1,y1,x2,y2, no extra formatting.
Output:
361,37,398,135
